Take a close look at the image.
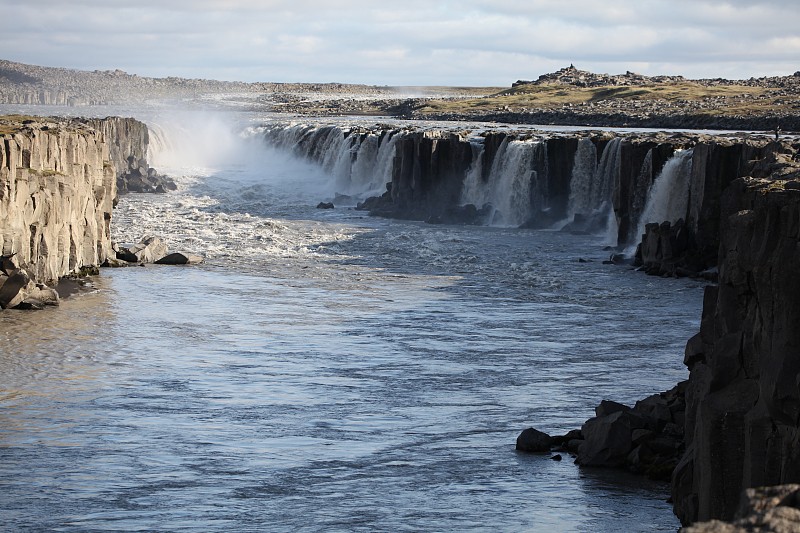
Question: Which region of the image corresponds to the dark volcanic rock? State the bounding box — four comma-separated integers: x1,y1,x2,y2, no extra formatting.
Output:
555,382,687,481
154,252,204,265
671,177,800,526
516,428,554,453
0,269,32,309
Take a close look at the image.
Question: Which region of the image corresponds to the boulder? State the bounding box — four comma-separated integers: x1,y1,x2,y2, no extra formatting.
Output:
101,257,131,268
15,298,46,311
0,269,33,309
316,202,335,209
117,236,168,264
26,285,60,306
154,252,204,265
596,399,631,417
577,409,647,467
516,428,554,453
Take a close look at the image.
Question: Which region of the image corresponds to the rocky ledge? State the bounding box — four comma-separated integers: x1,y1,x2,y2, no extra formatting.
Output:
517,383,687,481
0,115,175,310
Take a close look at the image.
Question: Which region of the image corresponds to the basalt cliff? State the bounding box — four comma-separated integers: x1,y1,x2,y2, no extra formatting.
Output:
672,171,800,525
0,115,155,309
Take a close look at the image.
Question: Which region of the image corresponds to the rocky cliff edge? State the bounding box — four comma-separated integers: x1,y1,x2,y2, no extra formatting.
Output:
673,169,800,525
0,115,151,308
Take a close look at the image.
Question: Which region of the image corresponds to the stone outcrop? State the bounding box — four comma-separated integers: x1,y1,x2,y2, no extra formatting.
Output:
116,235,168,264
0,117,116,284
82,117,175,196
671,175,800,525
517,384,687,480
0,115,159,308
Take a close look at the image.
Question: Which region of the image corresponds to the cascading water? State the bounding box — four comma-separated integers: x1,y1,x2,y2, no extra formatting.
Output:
260,124,401,200
348,130,404,197
596,138,623,245
561,137,621,242
628,149,694,252
567,138,598,219
465,138,541,227
460,141,488,209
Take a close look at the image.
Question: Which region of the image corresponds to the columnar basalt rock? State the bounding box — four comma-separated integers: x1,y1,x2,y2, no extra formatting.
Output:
83,117,174,196
672,175,800,526
0,115,156,308
0,118,116,284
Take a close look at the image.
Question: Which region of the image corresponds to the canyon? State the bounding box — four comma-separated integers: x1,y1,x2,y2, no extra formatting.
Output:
2,103,800,527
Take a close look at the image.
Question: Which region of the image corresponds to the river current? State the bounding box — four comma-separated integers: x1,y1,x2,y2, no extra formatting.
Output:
0,109,703,531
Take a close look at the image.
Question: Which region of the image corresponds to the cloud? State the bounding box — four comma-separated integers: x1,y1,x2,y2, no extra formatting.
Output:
0,1,798,85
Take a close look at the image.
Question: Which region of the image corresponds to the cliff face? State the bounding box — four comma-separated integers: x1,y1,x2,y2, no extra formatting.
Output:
0,116,151,293
85,117,149,191
673,174,800,525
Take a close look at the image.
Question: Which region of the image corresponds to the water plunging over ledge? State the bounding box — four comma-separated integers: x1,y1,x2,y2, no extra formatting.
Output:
0,109,707,531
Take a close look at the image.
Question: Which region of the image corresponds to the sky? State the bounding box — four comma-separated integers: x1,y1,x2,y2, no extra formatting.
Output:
1,0,798,86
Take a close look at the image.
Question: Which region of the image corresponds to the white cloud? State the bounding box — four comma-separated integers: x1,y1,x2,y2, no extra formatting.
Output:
0,0,798,85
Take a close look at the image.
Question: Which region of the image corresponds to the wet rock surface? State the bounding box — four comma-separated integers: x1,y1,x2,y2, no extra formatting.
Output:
517,382,687,481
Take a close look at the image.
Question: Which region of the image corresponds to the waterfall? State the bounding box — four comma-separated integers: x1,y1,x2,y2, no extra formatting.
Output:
594,137,622,210
567,138,598,218
560,137,621,239
479,138,540,227
631,149,694,248
460,141,488,208
259,124,403,200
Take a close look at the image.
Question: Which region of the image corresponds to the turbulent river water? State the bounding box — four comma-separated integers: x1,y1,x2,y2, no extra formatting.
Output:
0,109,703,531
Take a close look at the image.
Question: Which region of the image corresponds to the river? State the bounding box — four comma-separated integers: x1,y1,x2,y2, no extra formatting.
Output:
0,108,703,531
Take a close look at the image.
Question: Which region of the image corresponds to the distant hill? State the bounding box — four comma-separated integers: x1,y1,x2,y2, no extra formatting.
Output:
2,59,799,130
0,59,395,107
407,65,800,131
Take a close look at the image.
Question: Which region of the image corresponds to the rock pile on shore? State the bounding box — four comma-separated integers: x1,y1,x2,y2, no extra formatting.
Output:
517,383,687,481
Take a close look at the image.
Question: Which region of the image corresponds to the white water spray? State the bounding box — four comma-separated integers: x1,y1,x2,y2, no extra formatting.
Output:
567,138,599,219
629,149,694,251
